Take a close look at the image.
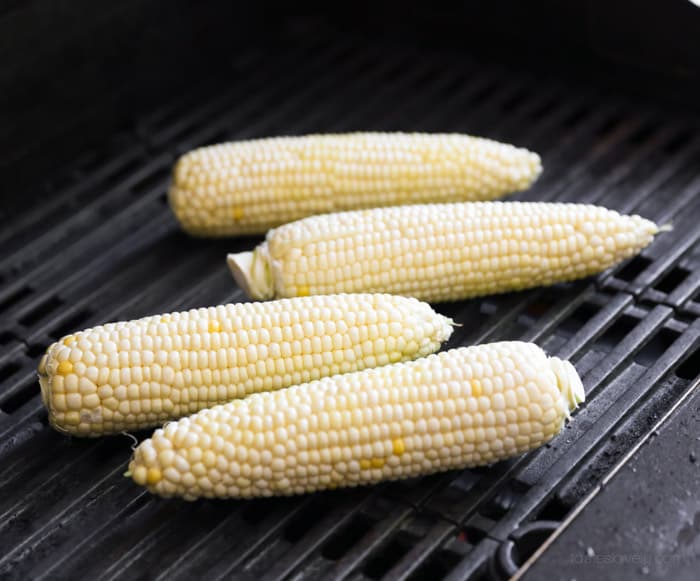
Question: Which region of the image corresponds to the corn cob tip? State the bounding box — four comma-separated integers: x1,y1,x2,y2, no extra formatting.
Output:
549,356,585,415
526,151,543,183
632,214,659,235
436,315,456,342
228,247,273,299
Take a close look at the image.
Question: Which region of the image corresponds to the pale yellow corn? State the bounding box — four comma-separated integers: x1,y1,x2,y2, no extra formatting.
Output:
38,294,453,437
228,201,659,303
169,132,542,236
128,341,584,500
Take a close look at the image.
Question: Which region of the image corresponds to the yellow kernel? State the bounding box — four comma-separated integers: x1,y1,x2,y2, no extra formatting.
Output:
57,360,74,375
64,411,80,426
371,458,385,468
63,336,76,346
133,465,148,485
231,207,244,220
471,379,482,397
297,285,310,297
392,438,405,456
208,320,221,333
146,467,163,485
359,459,371,470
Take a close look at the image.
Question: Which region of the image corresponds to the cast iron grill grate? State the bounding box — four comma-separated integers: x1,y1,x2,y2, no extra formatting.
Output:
1,35,699,580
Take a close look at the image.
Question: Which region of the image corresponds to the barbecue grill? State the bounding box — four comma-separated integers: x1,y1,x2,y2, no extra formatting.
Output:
1,2,699,580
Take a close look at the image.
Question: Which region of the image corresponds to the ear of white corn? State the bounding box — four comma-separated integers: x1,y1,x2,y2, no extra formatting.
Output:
38,294,453,437
169,132,542,237
128,341,585,500
228,201,659,303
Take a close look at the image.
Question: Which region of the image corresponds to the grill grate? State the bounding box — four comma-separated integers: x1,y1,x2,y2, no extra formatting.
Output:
1,35,699,580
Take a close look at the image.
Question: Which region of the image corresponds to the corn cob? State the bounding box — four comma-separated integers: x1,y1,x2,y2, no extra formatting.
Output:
128,341,584,500
228,201,659,303
38,294,453,437
169,132,542,236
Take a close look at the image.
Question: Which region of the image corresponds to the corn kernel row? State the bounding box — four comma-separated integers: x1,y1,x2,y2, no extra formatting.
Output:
39,294,452,436
169,132,541,236
229,201,658,302
129,342,584,499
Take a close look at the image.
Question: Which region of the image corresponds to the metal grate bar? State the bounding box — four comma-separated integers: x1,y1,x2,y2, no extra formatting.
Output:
382,520,457,581
514,304,675,487
444,320,700,579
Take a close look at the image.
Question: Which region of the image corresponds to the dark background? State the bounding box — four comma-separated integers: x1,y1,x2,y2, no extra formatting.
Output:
2,0,699,199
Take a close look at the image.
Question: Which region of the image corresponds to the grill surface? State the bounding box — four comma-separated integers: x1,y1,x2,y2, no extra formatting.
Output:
1,34,699,581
